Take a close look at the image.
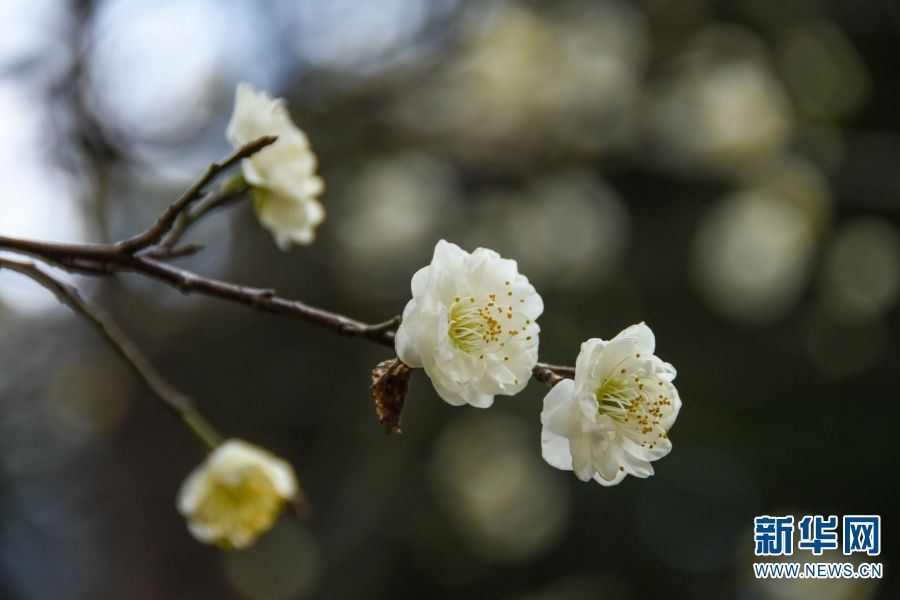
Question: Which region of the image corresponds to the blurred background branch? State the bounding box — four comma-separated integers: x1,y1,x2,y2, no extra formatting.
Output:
0,256,222,450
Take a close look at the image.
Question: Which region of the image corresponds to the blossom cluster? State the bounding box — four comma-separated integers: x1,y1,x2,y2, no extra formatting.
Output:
176,85,682,552
396,240,682,486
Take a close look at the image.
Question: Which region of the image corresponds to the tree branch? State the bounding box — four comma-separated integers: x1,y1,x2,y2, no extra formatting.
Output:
534,363,575,378
113,135,276,253
532,365,566,387
0,236,573,379
154,183,249,255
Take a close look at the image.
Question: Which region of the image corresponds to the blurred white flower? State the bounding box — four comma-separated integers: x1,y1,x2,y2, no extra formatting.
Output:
541,323,681,486
822,217,900,319
692,189,817,323
226,83,324,249
333,152,460,298
468,171,629,290
177,439,298,549
431,413,570,563
396,1,647,158
649,28,792,175
395,240,543,408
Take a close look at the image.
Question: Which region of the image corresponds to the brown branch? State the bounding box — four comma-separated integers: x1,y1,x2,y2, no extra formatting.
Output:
532,365,565,387
0,235,572,379
135,256,400,345
0,257,223,449
535,363,575,377
155,184,249,254
113,136,276,253
147,244,205,260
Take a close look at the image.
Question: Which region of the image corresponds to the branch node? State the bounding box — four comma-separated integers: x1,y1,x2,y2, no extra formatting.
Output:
177,273,198,294
247,288,277,307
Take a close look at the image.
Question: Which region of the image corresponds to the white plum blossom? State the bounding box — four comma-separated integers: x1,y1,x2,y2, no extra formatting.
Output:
226,83,325,250
177,439,298,549
395,240,543,408
541,323,681,486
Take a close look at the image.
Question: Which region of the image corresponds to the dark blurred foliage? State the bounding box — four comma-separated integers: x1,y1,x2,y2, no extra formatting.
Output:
1,0,899,598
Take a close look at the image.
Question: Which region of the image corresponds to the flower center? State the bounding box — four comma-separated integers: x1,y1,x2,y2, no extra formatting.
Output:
447,289,531,360
595,360,674,446
194,468,284,548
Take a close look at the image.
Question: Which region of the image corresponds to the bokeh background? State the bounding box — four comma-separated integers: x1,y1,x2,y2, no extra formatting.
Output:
1,0,898,598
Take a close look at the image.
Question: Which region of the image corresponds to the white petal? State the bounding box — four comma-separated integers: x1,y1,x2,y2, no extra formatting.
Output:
612,321,656,355
621,433,672,462
269,461,299,498
432,239,467,273
593,443,625,483
653,357,677,381
176,467,207,514
255,192,324,249
410,265,432,297
574,338,605,388
430,373,492,408
226,83,268,146
540,379,576,437
593,469,628,486
541,429,574,471
394,323,422,368
465,392,495,409
518,285,544,320
570,429,596,482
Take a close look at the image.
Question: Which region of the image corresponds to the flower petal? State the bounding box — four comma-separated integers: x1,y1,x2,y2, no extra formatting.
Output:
541,429,574,471
255,192,324,249
541,378,576,437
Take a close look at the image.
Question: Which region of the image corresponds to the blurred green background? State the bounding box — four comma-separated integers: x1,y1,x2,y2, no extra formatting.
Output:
1,0,898,598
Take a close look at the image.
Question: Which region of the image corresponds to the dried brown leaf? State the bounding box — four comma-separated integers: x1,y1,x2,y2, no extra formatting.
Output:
370,357,412,434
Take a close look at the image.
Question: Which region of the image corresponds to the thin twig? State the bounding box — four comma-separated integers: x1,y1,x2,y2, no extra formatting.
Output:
114,136,276,254
362,315,403,335
147,244,205,260
0,257,223,449
156,184,249,253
